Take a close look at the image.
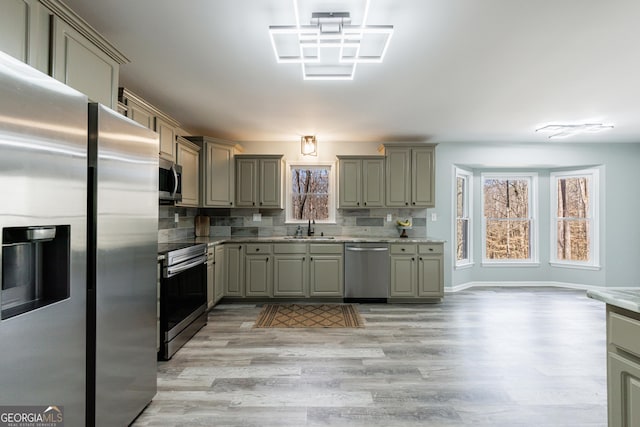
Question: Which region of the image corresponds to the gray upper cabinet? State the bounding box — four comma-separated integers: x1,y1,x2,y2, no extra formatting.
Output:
235,155,283,209
187,136,236,207
0,0,49,73
120,90,154,129
155,115,178,162
385,144,436,208
338,156,384,208
1,0,128,108
175,136,200,207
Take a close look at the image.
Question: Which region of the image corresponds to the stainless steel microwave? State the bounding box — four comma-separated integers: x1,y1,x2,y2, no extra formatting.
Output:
159,157,182,204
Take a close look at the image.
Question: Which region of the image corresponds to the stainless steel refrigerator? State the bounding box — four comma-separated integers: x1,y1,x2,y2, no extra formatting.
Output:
0,51,158,426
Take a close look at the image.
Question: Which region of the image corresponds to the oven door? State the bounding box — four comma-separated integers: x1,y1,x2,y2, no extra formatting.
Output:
159,260,206,359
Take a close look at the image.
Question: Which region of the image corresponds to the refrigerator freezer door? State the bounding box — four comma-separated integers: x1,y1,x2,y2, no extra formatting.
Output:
89,103,159,426
0,52,88,424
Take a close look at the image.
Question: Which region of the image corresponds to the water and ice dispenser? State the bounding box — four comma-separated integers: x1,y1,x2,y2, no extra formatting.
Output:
1,225,70,320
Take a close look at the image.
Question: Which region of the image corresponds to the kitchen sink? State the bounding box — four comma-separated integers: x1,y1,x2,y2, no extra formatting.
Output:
283,236,336,240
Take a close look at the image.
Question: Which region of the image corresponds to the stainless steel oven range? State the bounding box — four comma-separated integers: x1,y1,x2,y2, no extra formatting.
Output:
159,243,207,360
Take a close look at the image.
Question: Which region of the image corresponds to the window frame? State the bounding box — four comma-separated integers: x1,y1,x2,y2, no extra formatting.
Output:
454,167,473,269
481,172,539,266
549,168,600,270
285,161,336,224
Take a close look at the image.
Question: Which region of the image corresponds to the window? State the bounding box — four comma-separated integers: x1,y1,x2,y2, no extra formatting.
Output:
455,168,472,267
286,162,335,223
550,168,599,268
482,173,538,264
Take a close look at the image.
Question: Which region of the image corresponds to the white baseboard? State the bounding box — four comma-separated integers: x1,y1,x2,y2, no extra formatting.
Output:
445,281,640,293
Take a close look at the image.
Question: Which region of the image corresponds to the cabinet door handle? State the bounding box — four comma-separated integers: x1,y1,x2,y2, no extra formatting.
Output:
357,202,360,206
259,202,263,205
252,202,255,206
364,202,367,206
405,202,409,206
310,257,313,261
229,202,233,205
401,248,405,252
256,248,260,251
412,257,415,261
266,257,269,262
419,257,423,261
303,257,305,261
412,202,416,205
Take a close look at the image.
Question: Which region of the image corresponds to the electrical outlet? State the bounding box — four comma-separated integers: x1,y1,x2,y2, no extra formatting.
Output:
174,213,179,223
386,213,392,222
253,213,262,222
431,213,437,221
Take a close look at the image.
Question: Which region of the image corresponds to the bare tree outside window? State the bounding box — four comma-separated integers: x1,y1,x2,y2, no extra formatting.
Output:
291,167,330,220
483,177,531,260
556,176,590,261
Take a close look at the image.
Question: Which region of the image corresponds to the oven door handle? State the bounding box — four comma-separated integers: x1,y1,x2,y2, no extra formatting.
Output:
165,255,207,278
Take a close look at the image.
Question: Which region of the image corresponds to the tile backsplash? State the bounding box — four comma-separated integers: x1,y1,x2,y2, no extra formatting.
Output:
159,206,427,243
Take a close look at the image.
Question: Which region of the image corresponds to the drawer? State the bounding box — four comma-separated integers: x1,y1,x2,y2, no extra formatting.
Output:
609,311,640,357
390,244,417,255
273,243,307,254
309,244,343,254
245,244,272,254
419,244,443,255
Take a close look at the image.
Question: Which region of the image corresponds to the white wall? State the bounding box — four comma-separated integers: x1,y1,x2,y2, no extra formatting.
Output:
429,142,640,289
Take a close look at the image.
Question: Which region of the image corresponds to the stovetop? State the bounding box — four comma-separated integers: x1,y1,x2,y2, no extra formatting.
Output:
158,241,206,256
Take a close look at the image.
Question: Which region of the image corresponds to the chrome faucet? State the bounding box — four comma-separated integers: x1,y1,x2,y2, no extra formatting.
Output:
307,219,315,237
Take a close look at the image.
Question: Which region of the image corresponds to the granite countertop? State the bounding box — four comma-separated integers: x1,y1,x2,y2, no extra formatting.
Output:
160,236,446,253
587,289,640,313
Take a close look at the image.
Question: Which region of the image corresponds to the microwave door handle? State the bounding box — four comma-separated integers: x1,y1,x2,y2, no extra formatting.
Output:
171,164,179,197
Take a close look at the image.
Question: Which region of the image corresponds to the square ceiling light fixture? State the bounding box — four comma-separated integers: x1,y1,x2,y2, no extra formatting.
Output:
269,0,394,80
536,123,614,139
301,135,317,156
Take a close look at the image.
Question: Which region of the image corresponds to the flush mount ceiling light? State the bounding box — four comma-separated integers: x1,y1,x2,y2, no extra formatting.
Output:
269,0,394,80
301,135,317,156
535,123,614,139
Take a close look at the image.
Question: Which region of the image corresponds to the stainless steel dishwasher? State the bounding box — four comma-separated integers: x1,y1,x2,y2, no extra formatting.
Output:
344,243,389,302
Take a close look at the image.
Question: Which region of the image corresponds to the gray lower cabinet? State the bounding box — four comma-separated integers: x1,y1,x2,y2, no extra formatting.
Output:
224,244,244,297
214,245,224,304
244,244,272,297
206,246,215,309
389,243,443,299
273,244,308,297
607,306,640,426
309,244,344,297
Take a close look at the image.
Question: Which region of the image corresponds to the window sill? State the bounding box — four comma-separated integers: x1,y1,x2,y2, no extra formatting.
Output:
455,262,474,270
481,261,540,268
549,262,601,271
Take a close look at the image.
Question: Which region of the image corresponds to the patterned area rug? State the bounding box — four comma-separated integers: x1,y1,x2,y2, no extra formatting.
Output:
254,304,364,328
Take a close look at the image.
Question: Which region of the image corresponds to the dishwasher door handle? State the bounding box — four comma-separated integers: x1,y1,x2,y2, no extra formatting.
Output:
346,247,389,252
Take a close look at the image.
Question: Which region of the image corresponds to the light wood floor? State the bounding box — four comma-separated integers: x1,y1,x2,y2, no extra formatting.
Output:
133,287,608,426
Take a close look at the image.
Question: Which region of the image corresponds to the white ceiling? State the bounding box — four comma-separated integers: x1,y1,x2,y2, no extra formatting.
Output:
62,0,640,144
